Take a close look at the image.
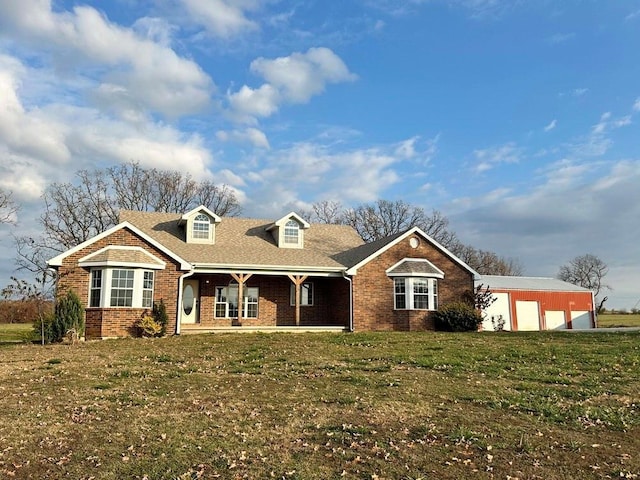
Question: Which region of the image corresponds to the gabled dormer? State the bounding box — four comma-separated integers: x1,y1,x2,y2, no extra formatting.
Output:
179,206,221,244
266,212,310,249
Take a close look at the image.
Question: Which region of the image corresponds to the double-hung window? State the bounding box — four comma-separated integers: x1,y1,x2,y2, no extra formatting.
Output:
215,284,259,318
89,270,102,307
393,277,438,311
284,220,299,245
192,214,210,240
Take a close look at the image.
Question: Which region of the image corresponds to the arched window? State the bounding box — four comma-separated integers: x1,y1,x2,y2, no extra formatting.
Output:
284,220,299,244
192,214,210,240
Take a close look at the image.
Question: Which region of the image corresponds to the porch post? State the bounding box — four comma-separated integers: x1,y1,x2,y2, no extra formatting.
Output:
230,273,253,325
287,274,308,326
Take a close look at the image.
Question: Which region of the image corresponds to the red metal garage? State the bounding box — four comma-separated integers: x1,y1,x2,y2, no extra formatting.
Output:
477,276,596,331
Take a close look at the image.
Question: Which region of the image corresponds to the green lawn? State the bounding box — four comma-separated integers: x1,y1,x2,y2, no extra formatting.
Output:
0,331,638,479
0,322,34,344
597,313,640,328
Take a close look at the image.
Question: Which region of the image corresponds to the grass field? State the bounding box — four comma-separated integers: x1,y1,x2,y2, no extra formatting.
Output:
0,322,33,343
598,314,640,328
0,331,638,479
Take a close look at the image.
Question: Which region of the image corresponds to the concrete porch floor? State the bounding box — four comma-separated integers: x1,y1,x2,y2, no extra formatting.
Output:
179,325,349,334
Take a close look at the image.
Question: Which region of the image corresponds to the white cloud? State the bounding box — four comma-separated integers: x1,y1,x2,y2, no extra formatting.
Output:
216,128,270,149
132,17,177,47
225,47,357,132
179,0,258,38
250,47,357,104
227,84,281,120
394,134,439,163
544,119,557,132
0,56,70,165
0,1,213,117
395,136,419,159
473,142,522,173
243,142,402,217
633,97,640,112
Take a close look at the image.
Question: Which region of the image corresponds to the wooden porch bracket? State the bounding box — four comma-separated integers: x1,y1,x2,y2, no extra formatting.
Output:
287,274,308,326
230,273,253,325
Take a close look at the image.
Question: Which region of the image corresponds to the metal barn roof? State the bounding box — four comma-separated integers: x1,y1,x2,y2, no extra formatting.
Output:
475,275,591,293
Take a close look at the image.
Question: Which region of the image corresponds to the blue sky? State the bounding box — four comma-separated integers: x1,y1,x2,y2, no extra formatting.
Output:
0,0,639,309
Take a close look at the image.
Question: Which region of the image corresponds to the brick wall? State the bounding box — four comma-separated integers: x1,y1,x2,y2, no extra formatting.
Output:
352,233,474,331
56,227,186,339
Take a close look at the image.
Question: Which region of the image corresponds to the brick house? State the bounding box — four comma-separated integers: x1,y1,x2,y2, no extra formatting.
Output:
48,206,478,339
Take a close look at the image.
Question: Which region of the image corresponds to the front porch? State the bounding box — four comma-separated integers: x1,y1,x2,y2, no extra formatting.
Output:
178,272,351,332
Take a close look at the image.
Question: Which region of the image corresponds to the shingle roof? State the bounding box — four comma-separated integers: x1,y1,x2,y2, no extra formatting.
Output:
119,210,365,270
476,275,591,292
79,247,164,266
387,259,443,276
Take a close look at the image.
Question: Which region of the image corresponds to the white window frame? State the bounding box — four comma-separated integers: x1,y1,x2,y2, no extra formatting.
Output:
192,213,210,240
283,220,299,245
89,269,102,308
393,277,438,311
214,284,259,319
290,282,314,306
88,268,156,309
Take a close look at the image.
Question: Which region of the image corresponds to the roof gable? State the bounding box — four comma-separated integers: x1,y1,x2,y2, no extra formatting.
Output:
344,227,479,277
47,221,191,270
265,212,310,231
179,205,222,224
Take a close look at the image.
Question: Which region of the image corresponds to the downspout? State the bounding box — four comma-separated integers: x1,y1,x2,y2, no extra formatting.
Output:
591,290,597,329
176,270,196,335
342,271,354,332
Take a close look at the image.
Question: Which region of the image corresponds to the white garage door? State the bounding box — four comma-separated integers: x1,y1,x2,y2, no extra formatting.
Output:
481,292,511,331
571,311,592,329
545,310,566,330
515,300,540,331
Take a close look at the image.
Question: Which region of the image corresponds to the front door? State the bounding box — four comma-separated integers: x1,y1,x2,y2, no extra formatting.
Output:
182,279,199,324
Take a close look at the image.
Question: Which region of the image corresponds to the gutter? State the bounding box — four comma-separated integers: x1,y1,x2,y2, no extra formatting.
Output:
175,270,196,335
342,271,354,332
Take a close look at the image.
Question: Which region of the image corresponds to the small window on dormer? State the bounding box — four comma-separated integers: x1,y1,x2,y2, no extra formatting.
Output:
193,214,210,240
284,220,299,244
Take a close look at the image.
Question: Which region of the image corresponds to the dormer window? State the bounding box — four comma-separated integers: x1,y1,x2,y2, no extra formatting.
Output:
266,212,310,249
193,214,210,240
284,220,299,245
180,206,221,244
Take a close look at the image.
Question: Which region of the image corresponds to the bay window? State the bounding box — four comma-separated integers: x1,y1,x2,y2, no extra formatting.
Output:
393,277,438,311
88,268,155,308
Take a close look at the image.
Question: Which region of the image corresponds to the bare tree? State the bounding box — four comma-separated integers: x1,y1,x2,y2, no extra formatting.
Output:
41,169,118,249
108,162,156,212
451,244,523,276
16,162,242,276
340,199,459,248
302,200,344,224
0,189,17,224
196,182,243,217
558,253,609,312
